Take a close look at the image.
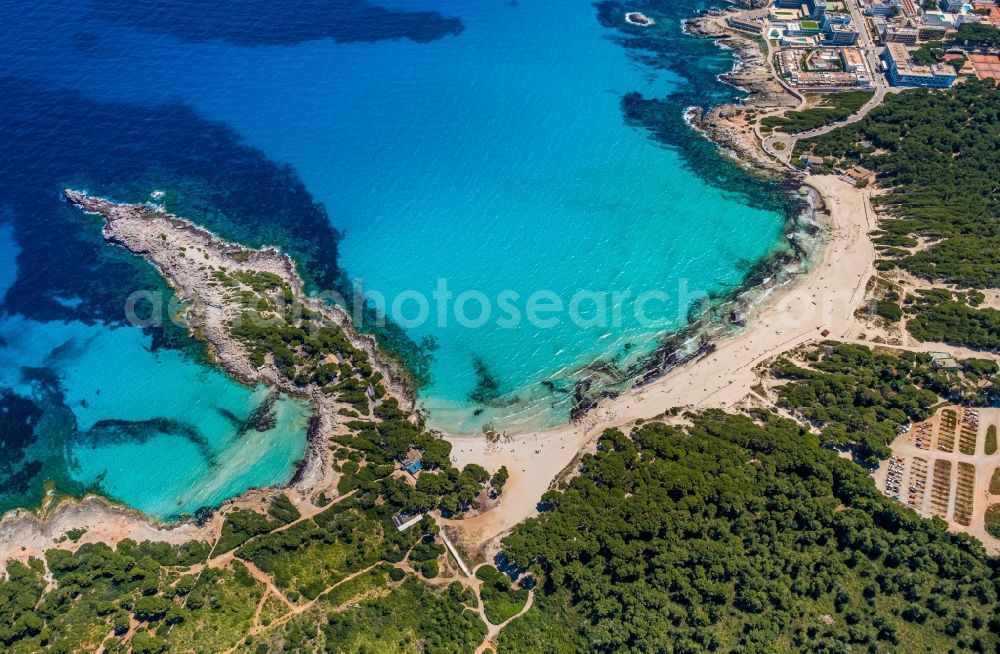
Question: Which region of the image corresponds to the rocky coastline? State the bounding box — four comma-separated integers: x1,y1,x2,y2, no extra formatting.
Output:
559,12,818,420
565,181,816,419
3,10,818,553
684,14,800,175
64,190,415,494
60,12,810,451
0,495,208,572
449,9,816,424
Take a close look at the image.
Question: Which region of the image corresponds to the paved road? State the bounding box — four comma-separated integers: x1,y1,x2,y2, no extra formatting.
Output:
758,0,896,164
793,84,891,141
753,29,806,166
790,0,892,140
762,132,795,164
845,0,884,78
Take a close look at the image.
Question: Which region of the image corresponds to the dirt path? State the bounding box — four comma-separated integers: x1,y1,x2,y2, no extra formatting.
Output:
250,589,271,632
838,336,1000,363
225,551,506,653
474,589,536,654
220,562,387,654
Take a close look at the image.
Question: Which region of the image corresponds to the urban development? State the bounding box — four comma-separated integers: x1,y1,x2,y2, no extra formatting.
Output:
728,0,1000,89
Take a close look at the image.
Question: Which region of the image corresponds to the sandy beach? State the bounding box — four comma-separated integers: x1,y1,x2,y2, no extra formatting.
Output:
445,174,878,557
0,0,887,566
0,175,878,568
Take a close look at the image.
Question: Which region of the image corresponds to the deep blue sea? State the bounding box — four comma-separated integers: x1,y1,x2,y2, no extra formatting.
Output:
0,0,797,519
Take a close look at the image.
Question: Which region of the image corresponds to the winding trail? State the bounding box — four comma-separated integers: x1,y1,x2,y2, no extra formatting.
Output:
219,562,387,654
474,588,536,654
760,77,892,165
198,486,536,654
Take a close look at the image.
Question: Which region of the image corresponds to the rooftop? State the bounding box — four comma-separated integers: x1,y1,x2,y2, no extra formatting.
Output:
842,48,867,66
886,41,957,78
922,12,954,26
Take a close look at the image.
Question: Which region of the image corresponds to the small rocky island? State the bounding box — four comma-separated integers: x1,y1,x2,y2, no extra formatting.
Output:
65,190,412,490
625,11,654,26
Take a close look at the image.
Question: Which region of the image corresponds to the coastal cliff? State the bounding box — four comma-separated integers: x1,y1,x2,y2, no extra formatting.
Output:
64,190,413,491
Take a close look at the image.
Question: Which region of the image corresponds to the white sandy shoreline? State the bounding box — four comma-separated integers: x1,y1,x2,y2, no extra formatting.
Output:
0,175,874,569
444,174,878,557
0,5,831,562
0,8,869,561
429,183,819,438
0,7,876,564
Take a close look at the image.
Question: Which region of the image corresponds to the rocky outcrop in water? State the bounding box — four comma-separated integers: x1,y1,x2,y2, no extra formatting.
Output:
685,16,800,175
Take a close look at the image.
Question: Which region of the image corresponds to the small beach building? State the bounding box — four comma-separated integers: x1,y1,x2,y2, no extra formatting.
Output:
799,154,828,169
929,352,961,371
845,165,875,186
401,447,424,476
392,511,424,532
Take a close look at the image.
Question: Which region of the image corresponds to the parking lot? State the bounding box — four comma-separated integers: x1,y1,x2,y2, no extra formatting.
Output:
874,406,1000,554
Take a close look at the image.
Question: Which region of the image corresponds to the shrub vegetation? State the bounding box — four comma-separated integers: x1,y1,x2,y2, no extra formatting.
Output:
498,412,1000,653
798,81,1000,349
760,91,873,134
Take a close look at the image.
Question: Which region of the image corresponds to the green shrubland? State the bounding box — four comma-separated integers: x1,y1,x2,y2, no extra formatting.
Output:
498,412,1000,653
761,91,873,134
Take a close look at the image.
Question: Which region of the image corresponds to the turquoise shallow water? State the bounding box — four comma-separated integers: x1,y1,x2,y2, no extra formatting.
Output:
71,394,311,520
0,0,795,515
0,314,311,519
230,1,789,432
0,198,310,520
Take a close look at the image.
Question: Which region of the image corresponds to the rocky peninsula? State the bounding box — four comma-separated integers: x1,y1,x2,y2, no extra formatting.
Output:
2,5,872,566
685,14,801,174
64,190,413,493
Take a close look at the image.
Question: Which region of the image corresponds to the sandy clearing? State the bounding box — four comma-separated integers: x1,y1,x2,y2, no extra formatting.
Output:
0,497,209,572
